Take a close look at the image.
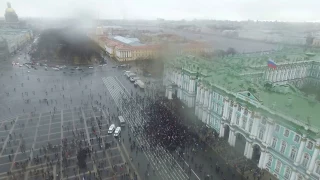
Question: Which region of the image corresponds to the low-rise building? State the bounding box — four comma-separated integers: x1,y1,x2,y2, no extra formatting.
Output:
163,48,320,180
88,27,214,62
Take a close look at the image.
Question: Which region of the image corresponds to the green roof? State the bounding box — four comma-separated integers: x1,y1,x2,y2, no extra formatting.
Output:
166,48,320,132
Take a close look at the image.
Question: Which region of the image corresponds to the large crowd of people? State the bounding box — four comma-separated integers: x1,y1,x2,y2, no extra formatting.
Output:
143,98,200,152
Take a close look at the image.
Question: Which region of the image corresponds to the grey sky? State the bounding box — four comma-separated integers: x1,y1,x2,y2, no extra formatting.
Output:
2,0,320,21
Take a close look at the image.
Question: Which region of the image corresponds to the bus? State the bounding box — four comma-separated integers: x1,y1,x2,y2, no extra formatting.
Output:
118,116,125,126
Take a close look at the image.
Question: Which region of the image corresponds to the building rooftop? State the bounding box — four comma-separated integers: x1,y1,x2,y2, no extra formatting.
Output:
113,36,142,46
167,48,320,131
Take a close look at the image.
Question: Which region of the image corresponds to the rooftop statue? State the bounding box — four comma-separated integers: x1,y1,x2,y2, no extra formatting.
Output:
4,2,19,23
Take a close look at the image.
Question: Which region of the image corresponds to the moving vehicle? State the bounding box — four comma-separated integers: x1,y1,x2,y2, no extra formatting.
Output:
134,80,145,89
108,124,116,134
124,71,130,76
114,127,121,137
130,76,139,82
118,116,125,127
88,66,93,69
52,67,60,71
126,73,136,78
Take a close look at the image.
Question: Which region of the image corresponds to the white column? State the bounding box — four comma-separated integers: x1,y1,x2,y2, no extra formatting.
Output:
168,89,172,100
290,169,296,180
165,88,168,97
246,142,253,159
307,144,320,174
222,99,229,120
231,133,236,147
258,149,266,168
230,104,237,125
263,122,270,144
250,119,259,139
266,122,274,146
228,128,233,146
239,107,244,127
244,141,249,157
208,92,212,110
263,152,269,168
206,113,210,125
295,135,307,165
245,112,251,131
219,124,225,138
189,79,193,93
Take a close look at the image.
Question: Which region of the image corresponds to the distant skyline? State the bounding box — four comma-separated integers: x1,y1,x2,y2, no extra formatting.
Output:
2,0,320,22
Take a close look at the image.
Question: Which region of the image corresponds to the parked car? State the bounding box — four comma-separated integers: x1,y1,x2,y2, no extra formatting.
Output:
126,73,136,78
114,127,121,137
124,71,131,76
130,76,139,82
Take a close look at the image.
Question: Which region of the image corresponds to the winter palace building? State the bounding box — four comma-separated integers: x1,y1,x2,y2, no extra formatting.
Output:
163,48,320,180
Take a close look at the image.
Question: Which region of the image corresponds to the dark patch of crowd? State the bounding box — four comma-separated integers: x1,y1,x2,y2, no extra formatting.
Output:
143,98,200,152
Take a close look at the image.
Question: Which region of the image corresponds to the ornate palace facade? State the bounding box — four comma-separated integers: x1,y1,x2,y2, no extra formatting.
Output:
164,49,320,180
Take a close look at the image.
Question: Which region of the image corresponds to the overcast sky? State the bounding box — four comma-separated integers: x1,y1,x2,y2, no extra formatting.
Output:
2,0,320,21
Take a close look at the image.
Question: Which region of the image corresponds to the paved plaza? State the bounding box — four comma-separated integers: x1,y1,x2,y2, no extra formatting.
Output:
0,106,130,180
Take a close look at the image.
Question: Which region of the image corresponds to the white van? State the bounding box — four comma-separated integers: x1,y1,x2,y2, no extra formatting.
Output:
114,127,121,137
118,116,125,126
108,124,116,134
127,73,136,78
134,80,145,89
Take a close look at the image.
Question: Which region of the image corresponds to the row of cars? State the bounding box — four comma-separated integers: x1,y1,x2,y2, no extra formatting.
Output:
107,116,126,137
108,124,121,137
124,71,145,89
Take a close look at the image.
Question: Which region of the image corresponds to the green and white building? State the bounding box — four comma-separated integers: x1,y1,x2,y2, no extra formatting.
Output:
163,48,320,180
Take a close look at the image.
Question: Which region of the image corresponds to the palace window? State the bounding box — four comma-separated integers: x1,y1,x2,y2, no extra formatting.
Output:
271,138,277,148
261,117,267,125
316,161,320,175
248,120,253,133
280,141,287,154
258,129,264,140
266,155,273,167
244,109,248,116
275,125,280,132
307,141,314,150
236,115,240,125
302,153,310,168
275,160,282,173
290,147,297,160
218,106,222,115
297,174,303,180
242,118,247,129
284,129,290,137
238,105,241,111
284,167,291,180
294,134,300,143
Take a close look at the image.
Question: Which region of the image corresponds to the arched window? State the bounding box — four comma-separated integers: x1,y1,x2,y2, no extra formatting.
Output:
280,141,287,154
290,147,297,160
284,167,291,179
297,174,303,180
266,155,273,167
271,138,277,148
275,160,282,173
302,153,310,168
258,128,265,140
